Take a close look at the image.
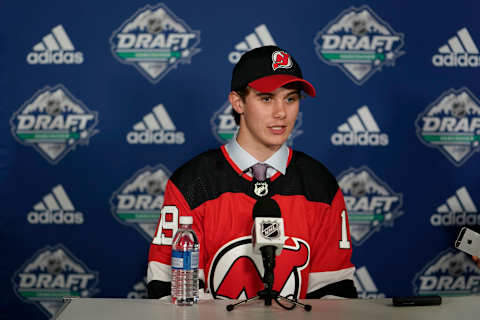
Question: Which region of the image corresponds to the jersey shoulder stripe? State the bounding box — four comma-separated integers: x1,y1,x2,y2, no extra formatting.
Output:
169,148,340,210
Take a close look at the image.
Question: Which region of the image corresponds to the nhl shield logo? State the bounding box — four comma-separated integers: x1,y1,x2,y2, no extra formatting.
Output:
254,181,268,197
261,221,280,239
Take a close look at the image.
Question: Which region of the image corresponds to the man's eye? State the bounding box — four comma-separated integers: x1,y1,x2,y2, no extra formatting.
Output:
286,95,299,103
261,96,272,102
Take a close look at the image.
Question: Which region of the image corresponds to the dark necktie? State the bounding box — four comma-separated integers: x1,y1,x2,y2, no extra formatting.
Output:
251,163,269,181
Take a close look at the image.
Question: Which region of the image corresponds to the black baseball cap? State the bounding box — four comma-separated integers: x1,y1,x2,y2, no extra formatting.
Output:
231,45,316,97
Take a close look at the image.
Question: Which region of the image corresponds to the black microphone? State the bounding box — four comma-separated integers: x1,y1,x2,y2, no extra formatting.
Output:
251,198,285,291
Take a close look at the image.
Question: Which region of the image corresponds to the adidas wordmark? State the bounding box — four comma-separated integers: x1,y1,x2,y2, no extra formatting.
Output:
27,24,84,65
27,185,84,224
432,28,479,67
331,105,389,146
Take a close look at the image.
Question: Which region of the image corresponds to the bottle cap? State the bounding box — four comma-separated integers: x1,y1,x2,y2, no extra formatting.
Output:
179,216,193,225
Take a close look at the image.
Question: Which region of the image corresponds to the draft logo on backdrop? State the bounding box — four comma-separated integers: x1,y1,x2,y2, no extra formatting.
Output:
314,5,404,85
27,185,84,225
126,103,185,144
413,248,480,296
211,101,303,144
430,186,479,227
331,105,389,146
432,27,480,67
12,244,99,318
110,164,171,241
110,3,201,83
26,24,84,65
228,24,276,64
354,266,386,299
415,87,480,166
337,166,403,245
10,84,99,165
126,277,148,299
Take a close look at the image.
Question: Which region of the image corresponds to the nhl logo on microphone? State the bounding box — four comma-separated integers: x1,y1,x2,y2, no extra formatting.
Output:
261,221,280,240
254,181,269,197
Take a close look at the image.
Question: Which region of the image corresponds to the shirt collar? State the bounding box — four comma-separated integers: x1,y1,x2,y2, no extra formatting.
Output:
224,132,289,175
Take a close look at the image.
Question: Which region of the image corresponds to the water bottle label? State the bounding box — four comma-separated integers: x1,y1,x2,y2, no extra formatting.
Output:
171,250,199,270
171,250,184,269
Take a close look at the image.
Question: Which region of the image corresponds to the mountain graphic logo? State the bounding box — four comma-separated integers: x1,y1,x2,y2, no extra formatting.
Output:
337,166,403,245
430,186,479,227
126,104,185,144
26,24,84,65
110,3,201,83
12,244,99,318
228,24,276,64
9,84,99,165
415,87,480,167
413,248,480,296
331,105,389,146
354,266,386,299
210,100,303,145
313,5,404,85
110,164,171,241
432,27,479,67
27,185,84,225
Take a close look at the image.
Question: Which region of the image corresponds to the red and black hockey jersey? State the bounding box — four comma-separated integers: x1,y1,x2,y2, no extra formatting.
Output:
147,146,357,299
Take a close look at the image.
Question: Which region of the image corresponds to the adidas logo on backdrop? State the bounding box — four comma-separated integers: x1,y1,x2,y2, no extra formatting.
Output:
126,104,185,144
331,105,389,146
354,266,386,299
27,185,84,224
26,25,84,65
433,28,479,67
228,24,276,64
430,186,479,227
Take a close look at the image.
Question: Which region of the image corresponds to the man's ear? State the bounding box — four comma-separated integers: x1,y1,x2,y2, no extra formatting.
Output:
229,91,244,115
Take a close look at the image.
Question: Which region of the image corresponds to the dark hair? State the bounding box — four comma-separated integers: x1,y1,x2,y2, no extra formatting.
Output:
231,86,250,125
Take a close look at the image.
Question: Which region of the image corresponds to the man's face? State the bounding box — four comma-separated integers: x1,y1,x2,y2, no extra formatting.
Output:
230,85,301,155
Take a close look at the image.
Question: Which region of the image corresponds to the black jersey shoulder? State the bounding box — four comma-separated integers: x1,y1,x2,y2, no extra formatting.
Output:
169,148,247,210
168,148,340,209
276,150,340,205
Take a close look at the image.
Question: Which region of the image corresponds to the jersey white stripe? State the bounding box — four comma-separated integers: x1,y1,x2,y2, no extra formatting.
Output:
456,187,477,212
347,115,366,132
307,266,355,294
52,25,75,50
53,185,75,211
447,36,465,53
457,28,479,54
358,106,380,132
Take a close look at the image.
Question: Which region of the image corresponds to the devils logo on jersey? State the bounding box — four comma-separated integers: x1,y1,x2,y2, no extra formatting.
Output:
208,236,310,299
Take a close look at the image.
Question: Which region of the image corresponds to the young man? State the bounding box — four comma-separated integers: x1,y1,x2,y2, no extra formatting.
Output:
147,45,357,299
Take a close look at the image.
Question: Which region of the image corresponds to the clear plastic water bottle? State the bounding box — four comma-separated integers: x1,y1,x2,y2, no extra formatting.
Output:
171,216,199,306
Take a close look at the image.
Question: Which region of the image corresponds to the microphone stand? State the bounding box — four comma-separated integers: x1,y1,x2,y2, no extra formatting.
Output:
226,247,312,312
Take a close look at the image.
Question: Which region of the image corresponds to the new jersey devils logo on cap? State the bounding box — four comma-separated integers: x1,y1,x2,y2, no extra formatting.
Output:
272,51,293,70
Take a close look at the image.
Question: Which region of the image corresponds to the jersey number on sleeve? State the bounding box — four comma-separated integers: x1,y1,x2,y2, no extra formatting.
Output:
339,210,351,249
152,206,178,245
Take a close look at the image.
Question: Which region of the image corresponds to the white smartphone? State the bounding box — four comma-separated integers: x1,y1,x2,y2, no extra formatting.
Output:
455,227,480,257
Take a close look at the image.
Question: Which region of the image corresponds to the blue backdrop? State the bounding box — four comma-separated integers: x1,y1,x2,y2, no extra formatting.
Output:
2,1,480,318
